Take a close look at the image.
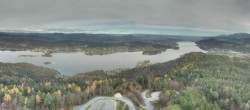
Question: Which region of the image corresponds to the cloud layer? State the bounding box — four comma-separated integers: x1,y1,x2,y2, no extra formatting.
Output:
0,0,250,35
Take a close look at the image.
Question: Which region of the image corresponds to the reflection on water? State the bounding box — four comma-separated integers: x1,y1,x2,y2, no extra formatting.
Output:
0,42,206,76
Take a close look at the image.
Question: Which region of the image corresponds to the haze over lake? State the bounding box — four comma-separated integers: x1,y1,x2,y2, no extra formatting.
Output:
0,42,205,76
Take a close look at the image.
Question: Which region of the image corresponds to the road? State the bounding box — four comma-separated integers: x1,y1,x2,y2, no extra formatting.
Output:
141,90,161,110
74,90,160,110
141,90,154,110
73,96,136,110
147,91,161,102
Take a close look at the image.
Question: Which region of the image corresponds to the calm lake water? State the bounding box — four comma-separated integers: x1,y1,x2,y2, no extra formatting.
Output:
0,42,206,76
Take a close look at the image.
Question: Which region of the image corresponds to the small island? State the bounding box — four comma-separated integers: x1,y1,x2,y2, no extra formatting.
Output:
44,62,52,65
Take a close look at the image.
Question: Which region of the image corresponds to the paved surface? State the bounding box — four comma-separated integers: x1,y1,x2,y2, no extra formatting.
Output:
73,96,136,110
141,90,161,110
88,99,115,110
141,90,154,110
147,91,161,102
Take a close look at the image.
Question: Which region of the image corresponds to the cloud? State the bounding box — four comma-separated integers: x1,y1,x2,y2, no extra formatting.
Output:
0,0,250,35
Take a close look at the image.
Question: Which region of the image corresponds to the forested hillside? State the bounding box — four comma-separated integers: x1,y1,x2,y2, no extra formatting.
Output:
0,52,249,109
75,52,250,110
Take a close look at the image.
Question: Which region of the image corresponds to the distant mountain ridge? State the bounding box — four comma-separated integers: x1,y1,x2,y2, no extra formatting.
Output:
0,31,203,41
0,32,182,55
196,33,250,53
201,33,250,40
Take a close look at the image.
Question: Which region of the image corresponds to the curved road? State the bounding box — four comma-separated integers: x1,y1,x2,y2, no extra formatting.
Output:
74,90,160,110
141,90,154,110
74,96,136,110
141,90,161,110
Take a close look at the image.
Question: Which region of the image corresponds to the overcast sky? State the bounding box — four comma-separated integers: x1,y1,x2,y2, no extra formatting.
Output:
0,0,250,36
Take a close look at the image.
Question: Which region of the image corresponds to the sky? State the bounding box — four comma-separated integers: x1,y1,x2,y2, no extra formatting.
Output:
0,0,250,36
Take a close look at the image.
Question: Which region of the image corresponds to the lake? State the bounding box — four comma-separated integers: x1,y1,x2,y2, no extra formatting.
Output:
0,42,206,76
